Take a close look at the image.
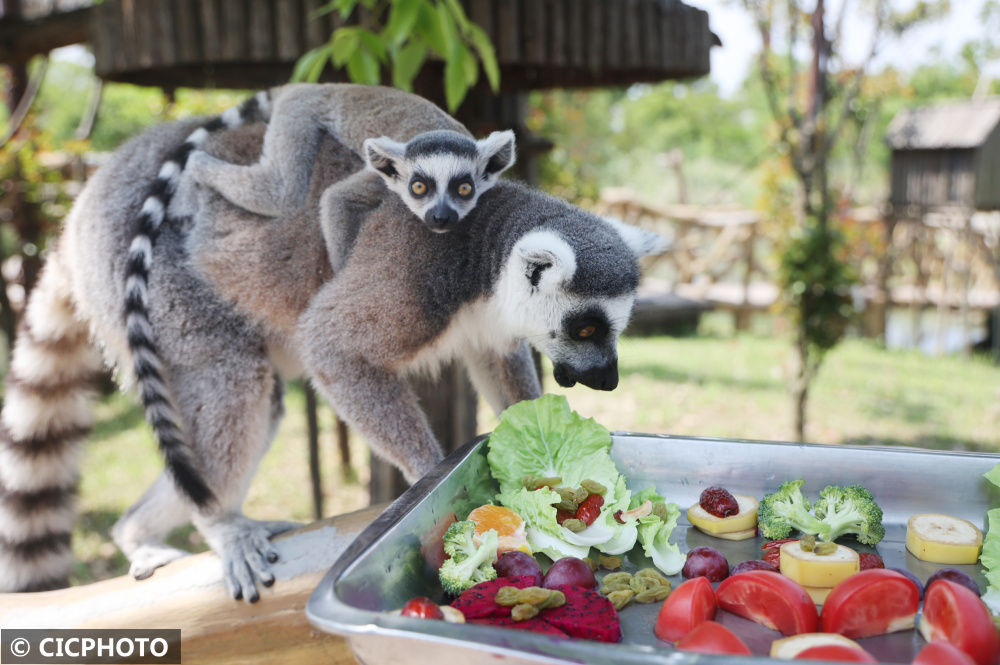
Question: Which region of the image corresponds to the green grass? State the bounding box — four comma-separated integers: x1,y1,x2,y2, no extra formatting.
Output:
63,326,1000,583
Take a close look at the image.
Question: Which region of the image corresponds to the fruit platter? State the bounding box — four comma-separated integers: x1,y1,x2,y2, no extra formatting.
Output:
306,396,1000,665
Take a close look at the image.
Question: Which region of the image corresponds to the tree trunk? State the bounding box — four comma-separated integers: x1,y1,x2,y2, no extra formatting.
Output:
792,333,810,443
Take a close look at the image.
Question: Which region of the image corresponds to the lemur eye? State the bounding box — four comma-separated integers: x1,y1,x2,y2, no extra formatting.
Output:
457,182,473,198
410,179,428,196
577,325,596,339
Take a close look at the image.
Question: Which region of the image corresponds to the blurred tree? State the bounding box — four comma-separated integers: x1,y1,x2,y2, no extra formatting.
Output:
742,0,949,441
292,0,499,112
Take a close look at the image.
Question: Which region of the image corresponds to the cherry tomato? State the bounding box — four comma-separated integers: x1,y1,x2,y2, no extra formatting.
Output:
821,568,920,639
400,596,444,619
653,576,718,642
794,644,877,662
675,620,751,655
920,579,1000,665
715,570,818,636
912,641,978,665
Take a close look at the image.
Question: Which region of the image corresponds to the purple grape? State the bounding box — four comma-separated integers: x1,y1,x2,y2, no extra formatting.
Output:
888,567,924,600
926,568,980,597
731,559,779,576
494,551,543,586
682,546,729,582
542,556,597,589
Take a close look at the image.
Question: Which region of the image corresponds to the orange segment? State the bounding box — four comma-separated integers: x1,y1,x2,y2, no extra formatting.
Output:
467,504,530,554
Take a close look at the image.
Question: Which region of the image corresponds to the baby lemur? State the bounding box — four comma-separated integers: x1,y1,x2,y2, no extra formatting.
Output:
186,83,517,232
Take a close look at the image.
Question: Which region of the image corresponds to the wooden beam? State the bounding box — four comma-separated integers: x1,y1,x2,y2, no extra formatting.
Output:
0,506,384,665
0,7,92,64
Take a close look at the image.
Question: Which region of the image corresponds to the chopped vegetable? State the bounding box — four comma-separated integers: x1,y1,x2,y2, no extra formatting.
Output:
632,487,686,575
820,569,920,639
758,480,885,545
980,463,1000,611
438,520,499,595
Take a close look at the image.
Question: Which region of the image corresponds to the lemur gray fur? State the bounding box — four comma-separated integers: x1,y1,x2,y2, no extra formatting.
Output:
186,83,516,232
0,84,666,602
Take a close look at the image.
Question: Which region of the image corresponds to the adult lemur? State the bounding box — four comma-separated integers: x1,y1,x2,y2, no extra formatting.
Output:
0,84,665,601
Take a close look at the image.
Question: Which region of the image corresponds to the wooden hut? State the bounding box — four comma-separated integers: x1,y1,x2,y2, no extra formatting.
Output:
886,97,1000,212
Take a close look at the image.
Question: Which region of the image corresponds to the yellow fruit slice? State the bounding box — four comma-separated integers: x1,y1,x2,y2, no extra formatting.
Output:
906,513,982,564
687,494,759,535
801,585,834,606
779,541,859,588
770,633,865,659
709,526,758,541
467,504,530,554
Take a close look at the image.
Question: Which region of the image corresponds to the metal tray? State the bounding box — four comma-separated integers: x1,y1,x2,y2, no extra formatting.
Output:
307,433,1000,664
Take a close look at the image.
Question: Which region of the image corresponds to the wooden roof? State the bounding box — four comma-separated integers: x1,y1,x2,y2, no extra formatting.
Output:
886,98,1000,151
79,0,714,90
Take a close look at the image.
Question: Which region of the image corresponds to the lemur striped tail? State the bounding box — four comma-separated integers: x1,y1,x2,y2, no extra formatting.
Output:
0,255,104,591
123,91,271,509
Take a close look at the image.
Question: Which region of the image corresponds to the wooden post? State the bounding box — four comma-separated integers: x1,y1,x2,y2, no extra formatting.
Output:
0,507,383,665
304,382,324,520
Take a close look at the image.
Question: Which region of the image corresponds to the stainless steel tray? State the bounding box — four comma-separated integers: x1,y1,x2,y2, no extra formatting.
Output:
307,433,1000,664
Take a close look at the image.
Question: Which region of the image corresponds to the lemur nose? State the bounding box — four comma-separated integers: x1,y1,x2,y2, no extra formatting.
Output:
424,205,458,231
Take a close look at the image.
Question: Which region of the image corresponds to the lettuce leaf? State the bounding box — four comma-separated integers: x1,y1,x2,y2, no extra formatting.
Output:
635,501,685,575
980,465,1000,610
487,395,629,558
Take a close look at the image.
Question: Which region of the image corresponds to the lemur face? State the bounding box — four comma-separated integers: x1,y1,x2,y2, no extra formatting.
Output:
492,229,638,392
364,129,516,233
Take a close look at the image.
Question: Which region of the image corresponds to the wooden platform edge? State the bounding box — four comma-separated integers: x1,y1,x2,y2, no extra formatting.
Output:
0,505,385,665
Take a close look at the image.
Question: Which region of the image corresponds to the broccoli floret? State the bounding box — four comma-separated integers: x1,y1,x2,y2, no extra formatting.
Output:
812,484,886,546
438,520,499,596
758,479,826,540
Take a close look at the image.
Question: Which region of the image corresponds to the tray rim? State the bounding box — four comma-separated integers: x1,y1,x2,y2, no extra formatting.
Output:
306,432,1000,665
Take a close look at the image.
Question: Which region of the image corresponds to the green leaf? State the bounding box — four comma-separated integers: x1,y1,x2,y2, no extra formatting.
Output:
436,3,460,59
444,54,468,111
309,1,340,19
357,28,388,63
441,0,470,32
414,2,448,56
291,45,332,82
985,463,1000,489
391,41,428,91
382,0,423,48
331,27,361,67
346,48,381,85
467,24,499,91
459,43,478,87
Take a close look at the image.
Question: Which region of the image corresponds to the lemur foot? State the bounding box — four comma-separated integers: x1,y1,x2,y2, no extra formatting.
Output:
200,515,291,603
128,544,190,580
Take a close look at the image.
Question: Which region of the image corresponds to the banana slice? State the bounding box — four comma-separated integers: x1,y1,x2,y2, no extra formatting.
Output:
779,540,859,588
687,494,759,535
770,633,865,659
906,513,982,564
708,526,758,541
801,585,833,605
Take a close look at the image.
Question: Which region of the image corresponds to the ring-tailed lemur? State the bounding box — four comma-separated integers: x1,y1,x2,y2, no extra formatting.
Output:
185,83,516,232
0,84,666,603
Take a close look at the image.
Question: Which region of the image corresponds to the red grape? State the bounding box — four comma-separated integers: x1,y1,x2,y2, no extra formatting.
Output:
731,559,778,575
682,546,729,582
494,551,543,586
699,486,739,517
543,556,597,589
926,567,980,596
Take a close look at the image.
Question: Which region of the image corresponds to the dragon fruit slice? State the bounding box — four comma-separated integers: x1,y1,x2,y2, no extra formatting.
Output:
468,616,570,637
451,575,535,619
540,584,622,643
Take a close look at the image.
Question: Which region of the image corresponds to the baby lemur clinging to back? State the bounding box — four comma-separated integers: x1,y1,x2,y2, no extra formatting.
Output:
187,83,517,232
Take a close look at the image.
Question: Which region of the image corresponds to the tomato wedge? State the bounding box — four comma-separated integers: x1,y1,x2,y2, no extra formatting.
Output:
675,620,751,655
654,576,717,642
715,570,818,635
920,579,1000,665
820,568,920,638
913,641,978,665
794,643,877,662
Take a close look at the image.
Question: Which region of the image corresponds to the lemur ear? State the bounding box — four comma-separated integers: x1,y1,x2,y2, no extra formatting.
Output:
363,137,407,181
514,230,577,290
601,216,673,258
477,130,517,178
